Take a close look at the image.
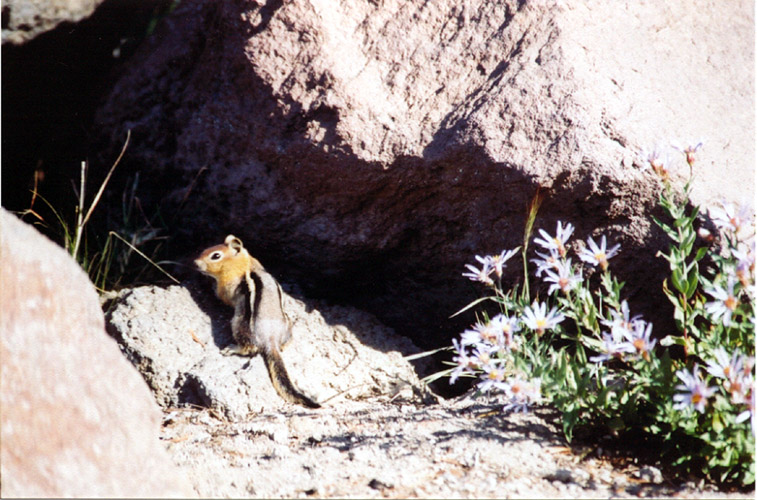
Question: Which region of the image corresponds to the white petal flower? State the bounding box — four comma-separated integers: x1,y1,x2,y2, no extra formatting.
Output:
640,147,675,181
709,200,753,239
521,301,565,335
672,141,703,166
704,277,739,327
488,314,521,351
534,221,574,258
477,365,508,393
590,332,635,363
531,249,560,277
673,365,716,414
732,241,755,287
462,258,494,286
705,347,738,380
601,300,642,340
578,235,620,271
486,248,520,279
617,320,656,362
503,377,542,413
449,339,476,385
542,258,583,295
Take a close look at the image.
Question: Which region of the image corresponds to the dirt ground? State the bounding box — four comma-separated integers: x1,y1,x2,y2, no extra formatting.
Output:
160,394,754,499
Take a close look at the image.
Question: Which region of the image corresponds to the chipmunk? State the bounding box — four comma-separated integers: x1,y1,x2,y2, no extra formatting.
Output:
195,235,320,408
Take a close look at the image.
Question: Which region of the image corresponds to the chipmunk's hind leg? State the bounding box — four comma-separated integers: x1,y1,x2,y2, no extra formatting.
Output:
221,342,260,357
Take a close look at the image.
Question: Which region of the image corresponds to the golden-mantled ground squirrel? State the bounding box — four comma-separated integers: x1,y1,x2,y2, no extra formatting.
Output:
195,235,320,408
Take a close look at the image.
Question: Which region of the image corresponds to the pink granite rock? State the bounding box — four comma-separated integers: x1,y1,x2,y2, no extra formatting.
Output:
0,209,191,497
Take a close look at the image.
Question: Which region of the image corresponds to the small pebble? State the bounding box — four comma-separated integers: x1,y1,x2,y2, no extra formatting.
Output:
635,466,663,484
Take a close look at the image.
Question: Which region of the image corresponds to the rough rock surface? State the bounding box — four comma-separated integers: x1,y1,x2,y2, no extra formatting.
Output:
103,276,752,497
160,397,752,499
1,0,104,44
105,282,433,419
0,209,191,498
92,0,754,348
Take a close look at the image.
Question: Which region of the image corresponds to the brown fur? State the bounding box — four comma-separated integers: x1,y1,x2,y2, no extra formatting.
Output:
195,235,320,408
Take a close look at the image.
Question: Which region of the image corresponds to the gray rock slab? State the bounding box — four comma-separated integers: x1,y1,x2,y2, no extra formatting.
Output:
105,283,432,420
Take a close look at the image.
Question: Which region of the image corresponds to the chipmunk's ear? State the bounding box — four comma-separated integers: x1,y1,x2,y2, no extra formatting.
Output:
225,235,244,253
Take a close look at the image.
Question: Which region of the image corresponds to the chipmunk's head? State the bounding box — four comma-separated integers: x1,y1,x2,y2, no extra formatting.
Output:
194,234,251,281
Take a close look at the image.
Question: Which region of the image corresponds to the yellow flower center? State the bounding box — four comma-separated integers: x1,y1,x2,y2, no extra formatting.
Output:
725,296,738,311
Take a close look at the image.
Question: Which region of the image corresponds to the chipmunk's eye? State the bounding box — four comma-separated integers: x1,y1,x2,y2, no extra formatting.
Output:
210,251,223,261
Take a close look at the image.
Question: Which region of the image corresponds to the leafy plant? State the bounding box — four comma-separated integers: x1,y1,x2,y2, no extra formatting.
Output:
439,143,755,486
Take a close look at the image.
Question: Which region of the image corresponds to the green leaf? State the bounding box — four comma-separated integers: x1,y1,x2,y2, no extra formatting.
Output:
693,246,709,262
688,204,701,221
448,296,497,318
672,268,686,294
652,215,678,240
562,410,578,442
581,336,604,352
420,367,456,385
711,413,724,434
660,335,686,347
681,230,696,256
685,267,699,299
662,279,680,307
404,346,451,361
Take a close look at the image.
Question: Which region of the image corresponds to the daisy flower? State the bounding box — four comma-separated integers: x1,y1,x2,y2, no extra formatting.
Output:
641,147,675,181
488,313,521,351
578,235,620,271
708,348,755,406
705,347,742,381
732,241,755,287
531,249,561,277
672,141,703,167
704,276,740,327
449,339,476,385
459,321,495,349
478,364,508,393
486,248,520,279
521,301,565,335
727,370,753,406
589,332,635,363
618,320,657,362
601,300,642,337
462,255,494,286
542,258,582,295
534,221,574,258
673,365,716,414
709,200,753,239
503,377,542,413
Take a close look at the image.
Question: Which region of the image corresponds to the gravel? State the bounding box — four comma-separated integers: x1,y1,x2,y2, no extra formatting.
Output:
159,394,753,498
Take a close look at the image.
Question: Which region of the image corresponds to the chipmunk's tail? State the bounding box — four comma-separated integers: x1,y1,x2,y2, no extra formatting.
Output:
263,348,321,409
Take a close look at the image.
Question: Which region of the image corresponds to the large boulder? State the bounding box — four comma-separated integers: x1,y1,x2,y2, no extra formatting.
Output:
0,209,191,498
104,281,432,420
1,0,103,44
92,0,754,347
